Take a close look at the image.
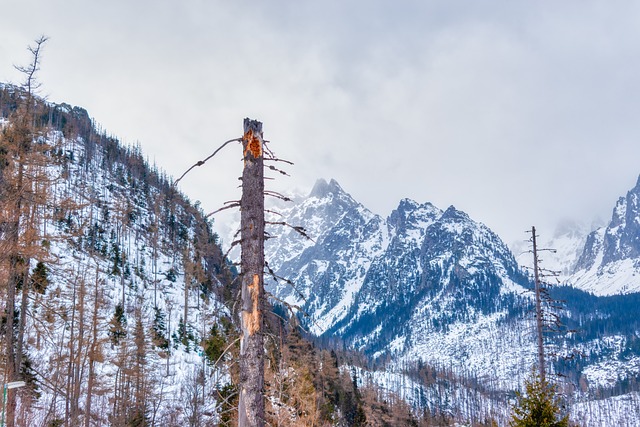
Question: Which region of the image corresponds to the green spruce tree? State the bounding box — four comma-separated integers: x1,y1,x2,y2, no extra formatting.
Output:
510,372,570,427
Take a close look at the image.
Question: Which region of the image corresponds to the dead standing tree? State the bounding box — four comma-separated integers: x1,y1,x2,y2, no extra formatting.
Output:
237,119,266,426
531,226,547,383
526,226,568,384
174,118,268,425
1,35,49,427
175,117,301,426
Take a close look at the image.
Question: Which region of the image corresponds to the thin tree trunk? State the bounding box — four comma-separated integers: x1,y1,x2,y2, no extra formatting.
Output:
4,155,26,427
73,270,87,418
65,268,77,425
531,226,546,383
238,119,265,427
85,268,100,427
16,195,37,379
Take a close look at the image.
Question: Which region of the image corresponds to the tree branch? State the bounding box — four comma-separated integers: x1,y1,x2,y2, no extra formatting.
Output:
173,138,241,186
206,202,241,217
265,221,312,241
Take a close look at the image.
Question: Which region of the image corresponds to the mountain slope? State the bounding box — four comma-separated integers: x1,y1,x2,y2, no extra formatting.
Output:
265,179,535,388
1,84,235,426
265,178,389,334
265,177,640,426
572,175,640,295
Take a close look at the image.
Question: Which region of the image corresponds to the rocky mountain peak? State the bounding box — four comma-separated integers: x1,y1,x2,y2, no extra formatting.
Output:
388,199,441,233
441,205,470,223
571,173,640,294
309,178,344,199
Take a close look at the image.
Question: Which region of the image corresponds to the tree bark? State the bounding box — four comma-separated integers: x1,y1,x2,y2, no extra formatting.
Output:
3,153,25,427
532,226,546,383
85,268,100,427
238,118,265,427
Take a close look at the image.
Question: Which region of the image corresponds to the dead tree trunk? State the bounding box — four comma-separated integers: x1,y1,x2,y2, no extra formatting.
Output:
237,118,265,427
85,267,101,427
531,226,546,383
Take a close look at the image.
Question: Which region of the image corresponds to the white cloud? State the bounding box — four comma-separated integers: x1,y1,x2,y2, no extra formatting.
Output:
2,1,640,245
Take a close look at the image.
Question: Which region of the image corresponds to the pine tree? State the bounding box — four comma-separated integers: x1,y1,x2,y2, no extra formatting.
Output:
510,372,570,427
109,303,128,345
30,260,49,294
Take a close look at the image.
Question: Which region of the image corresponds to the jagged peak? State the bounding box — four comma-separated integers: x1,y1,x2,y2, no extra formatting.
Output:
610,196,627,228
397,198,420,210
441,205,470,222
394,198,440,214
309,178,344,198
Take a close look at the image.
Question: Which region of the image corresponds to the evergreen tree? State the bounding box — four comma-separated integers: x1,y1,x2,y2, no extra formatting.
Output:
30,260,49,294
510,372,570,427
109,304,127,345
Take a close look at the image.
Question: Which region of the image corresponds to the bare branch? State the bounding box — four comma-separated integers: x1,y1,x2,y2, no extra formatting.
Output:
14,35,49,97
265,209,284,218
264,292,307,319
223,239,242,260
264,261,306,302
264,190,292,203
265,164,290,176
210,337,241,370
264,157,294,166
206,202,241,217
265,221,313,241
173,138,241,186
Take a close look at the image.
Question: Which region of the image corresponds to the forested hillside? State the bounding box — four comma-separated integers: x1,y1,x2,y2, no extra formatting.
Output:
0,81,242,425
1,83,442,427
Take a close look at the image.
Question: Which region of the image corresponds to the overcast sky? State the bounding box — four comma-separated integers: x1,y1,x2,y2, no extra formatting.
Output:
2,1,640,246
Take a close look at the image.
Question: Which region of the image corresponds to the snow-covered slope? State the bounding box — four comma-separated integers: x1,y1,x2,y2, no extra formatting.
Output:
264,177,640,426
1,87,234,425
512,219,591,283
571,175,640,295
266,179,533,384
264,178,389,335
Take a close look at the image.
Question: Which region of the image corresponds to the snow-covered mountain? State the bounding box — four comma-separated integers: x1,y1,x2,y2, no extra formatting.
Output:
266,179,535,385
571,175,640,295
264,177,640,425
512,219,591,283
265,178,388,335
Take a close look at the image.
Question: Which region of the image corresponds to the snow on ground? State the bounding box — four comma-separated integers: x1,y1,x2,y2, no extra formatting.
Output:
583,356,640,389
22,129,231,424
572,392,640,427
573,257,640,295
405,311,537,391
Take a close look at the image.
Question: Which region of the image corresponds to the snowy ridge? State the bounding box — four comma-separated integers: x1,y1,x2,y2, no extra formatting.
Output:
264,178,534,378
571,175,640,295
264,178,389,335
263,177,640,426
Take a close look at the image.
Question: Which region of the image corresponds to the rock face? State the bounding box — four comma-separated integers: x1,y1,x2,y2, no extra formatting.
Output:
260,177,640,425
265,179,531,362
265,178,389,335
572,175,640,295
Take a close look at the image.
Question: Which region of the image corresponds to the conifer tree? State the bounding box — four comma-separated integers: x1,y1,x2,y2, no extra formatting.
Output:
510,372,570,427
